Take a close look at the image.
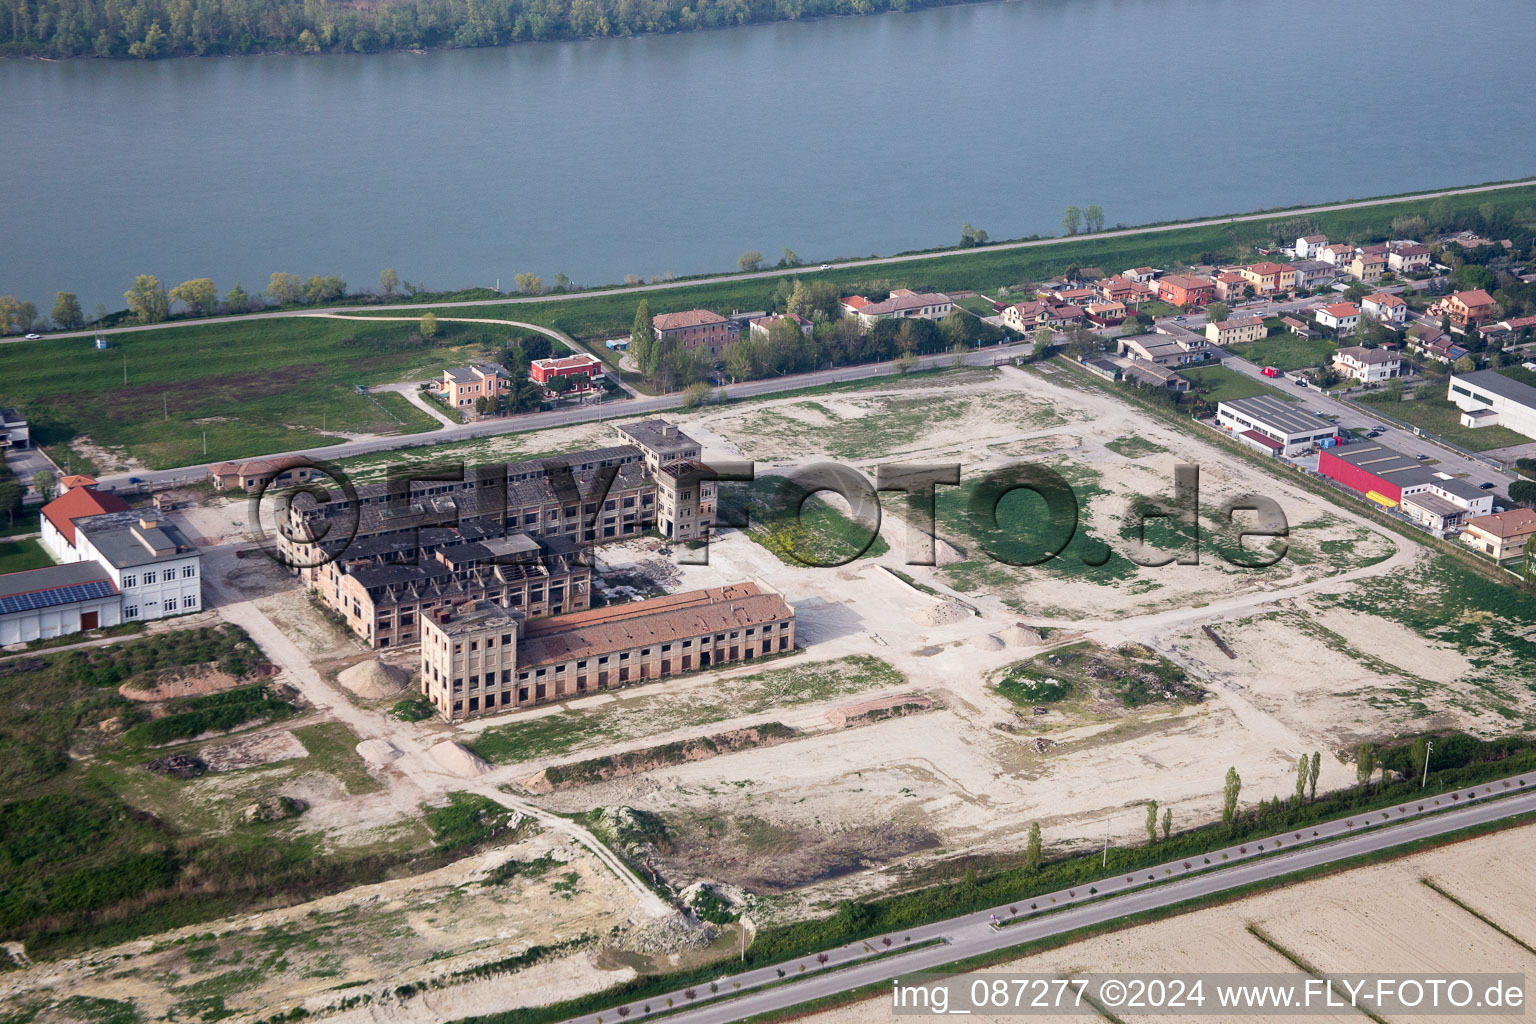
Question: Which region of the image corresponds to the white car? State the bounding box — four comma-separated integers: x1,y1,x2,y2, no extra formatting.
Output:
24,333,40,339
820,264,831,270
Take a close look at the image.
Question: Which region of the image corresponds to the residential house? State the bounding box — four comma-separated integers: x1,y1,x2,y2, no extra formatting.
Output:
748,313,813,340
1121,266,1159,283
1002,300,1083,333
1480,315,1536,342
1388,243,1431,273
1204,317,1266,346
1461,508,1536,561
1320,243,1356,266
530,353,605,393
1290,259,1338,291
1430,289,1499,329
1084,301,1126,326
1117,333,1208,367
0,407,28,451
1281,316,1318,339
1361,293,1408,323
1332,346,1401,383
1154,274,1215,307
1294,234,1329,260
840,289,952,329
652,309,741,356
1238,261,1297,296
1214,272,1249,303
1052,287,1097,306
1095,277,1140,305
208,457,319,494
437,364,511,411
1408,323,1452,360
1348,251,1387,283
1315,302,1361,335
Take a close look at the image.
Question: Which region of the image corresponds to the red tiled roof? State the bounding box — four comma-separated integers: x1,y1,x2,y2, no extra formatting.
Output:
1239,430,1283,450
42,486,130,546
653,309,728,330
1321,302,1361,318
1453,289,1496,307
1467,508,1536,540
1364,293,1405,307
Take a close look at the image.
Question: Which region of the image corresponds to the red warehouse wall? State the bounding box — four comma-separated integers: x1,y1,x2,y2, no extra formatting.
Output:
1318,450,1400,502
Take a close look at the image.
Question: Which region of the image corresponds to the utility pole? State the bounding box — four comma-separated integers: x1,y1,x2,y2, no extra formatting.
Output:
123,350,127,385
202,431,207,456
1422,740,1433,788
163,394,168,420
1102,816,1110,868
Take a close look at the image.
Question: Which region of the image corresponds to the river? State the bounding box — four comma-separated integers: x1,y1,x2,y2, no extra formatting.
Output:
5,0,1536,313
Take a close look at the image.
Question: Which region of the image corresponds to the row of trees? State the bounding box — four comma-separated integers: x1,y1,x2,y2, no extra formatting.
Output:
0,0,959,59
1061,204,1105,236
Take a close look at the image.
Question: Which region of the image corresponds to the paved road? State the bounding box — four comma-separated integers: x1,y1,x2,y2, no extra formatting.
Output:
91,342,1029,490
12,177,1535,349
561,775,1536,1024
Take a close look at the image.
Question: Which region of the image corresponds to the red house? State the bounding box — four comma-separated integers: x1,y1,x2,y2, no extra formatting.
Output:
530,353,604,391
1155,274,1215,308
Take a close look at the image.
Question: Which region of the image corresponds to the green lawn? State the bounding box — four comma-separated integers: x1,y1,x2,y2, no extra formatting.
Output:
1353,393,1531,451
368,391,442,434
0,319,526,470
1226,333,1337,371
1178,364,1292,403
0,537,52,573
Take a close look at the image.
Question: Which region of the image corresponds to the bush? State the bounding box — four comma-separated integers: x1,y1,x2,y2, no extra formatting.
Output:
1509,479,1536,506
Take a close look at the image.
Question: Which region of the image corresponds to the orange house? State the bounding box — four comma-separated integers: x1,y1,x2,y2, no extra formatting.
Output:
1432,289,1498,328
1238,261,1297,295
1156,274,1215,307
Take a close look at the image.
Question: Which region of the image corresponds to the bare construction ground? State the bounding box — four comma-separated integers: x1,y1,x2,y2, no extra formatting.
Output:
14,363,1536,1021
810,821,1536,1024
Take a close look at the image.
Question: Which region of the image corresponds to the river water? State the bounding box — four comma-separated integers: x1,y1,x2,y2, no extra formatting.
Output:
5,0,1536,313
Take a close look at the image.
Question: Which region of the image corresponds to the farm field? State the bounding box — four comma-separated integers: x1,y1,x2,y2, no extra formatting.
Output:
811,822,1536,1024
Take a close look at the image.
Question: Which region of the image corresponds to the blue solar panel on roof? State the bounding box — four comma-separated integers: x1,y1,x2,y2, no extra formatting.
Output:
0,578,116,615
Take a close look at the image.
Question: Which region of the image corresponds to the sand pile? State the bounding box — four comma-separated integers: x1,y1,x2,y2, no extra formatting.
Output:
338,659,410,699
933,538,965,567
1001,622,1044,647
914,597,971,626
431,741,493,777
969,633,1005,650
357,739,404,764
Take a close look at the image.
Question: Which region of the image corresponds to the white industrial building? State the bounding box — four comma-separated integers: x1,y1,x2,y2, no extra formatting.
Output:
1215,394,1339,457
1448,370,1536,439
0,562,123,645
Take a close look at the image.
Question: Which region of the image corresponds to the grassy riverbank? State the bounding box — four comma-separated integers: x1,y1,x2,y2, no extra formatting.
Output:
4,180,1534,470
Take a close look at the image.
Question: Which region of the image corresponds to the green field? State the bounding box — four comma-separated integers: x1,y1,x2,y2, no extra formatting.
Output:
1353,393,1531,451
1226,334,1337,371
0,536,52,573
1178,364,1293,403
0,319,525,470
